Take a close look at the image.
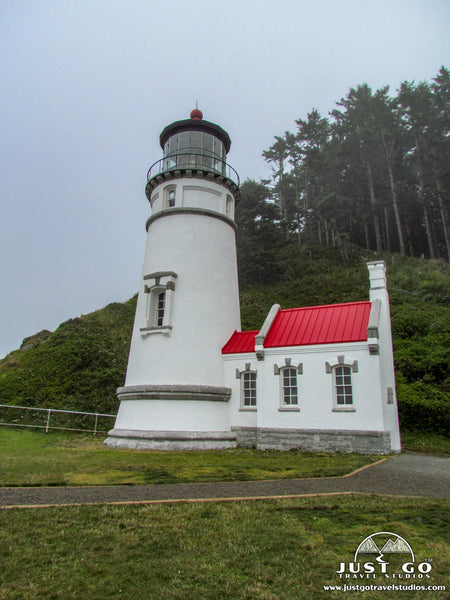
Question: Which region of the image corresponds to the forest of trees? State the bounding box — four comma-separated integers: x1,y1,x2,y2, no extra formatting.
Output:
239,67,449,269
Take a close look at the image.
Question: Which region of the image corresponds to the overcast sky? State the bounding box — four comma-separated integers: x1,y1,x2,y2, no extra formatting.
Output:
1,0,449,358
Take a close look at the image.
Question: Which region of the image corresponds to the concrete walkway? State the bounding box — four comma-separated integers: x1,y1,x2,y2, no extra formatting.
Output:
0,453,448,508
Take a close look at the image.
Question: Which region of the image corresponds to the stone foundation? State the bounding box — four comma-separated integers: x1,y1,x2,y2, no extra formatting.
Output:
232,427,392,454
105,426,392,453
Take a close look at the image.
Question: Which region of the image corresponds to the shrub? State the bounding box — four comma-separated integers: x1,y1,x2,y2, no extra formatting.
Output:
396,380,450,436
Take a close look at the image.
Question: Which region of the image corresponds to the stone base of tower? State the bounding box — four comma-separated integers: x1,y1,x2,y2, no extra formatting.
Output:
105,429,237,450
105,384,237,450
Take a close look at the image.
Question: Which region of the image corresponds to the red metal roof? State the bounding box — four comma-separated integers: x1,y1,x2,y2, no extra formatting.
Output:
222,302,371,354
222,330,259,354
264,302,371,348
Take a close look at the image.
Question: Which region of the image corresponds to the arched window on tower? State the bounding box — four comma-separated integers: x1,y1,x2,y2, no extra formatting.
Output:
165,185,176,208
226,195,233,219
140,272,177,336
156,291,166,326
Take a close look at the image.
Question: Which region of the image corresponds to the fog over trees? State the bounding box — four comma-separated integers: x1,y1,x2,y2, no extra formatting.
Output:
239,67,449,269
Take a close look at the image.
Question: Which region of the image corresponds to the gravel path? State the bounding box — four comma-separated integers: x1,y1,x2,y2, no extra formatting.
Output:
0,453,448,508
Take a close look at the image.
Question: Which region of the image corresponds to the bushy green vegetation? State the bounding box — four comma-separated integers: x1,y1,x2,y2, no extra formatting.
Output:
1,497,448,599
0,298,136,414
400,431,450,455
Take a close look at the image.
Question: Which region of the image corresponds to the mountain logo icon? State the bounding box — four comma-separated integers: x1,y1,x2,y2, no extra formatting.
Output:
354,532,414,563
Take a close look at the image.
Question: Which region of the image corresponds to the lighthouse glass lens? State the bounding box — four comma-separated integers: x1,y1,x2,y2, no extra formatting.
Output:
162,130,226,174
213,137,225,174
189,131,202,152
177,132,189,167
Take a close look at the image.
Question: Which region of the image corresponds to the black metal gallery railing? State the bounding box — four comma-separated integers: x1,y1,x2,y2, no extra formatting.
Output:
147,152,240,187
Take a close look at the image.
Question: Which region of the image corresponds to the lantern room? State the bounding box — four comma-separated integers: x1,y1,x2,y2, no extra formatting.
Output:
145,109,239,201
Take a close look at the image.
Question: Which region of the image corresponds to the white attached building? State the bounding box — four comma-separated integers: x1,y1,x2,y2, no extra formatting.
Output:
106,110,401,454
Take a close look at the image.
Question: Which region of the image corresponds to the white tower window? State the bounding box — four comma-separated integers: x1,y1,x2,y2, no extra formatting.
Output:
140,271,177,336
226,195,233,219
165,186,176,209
156,291,166,326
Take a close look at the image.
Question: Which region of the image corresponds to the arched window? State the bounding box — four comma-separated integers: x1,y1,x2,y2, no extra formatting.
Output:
156,291,166,326
274,360,302,411
140,271,177,336
334,365,353,407
226,195,233,219
325,356,357,412
236,364,257,410
242,371,257,408
165,185,176,208
281,367,298,406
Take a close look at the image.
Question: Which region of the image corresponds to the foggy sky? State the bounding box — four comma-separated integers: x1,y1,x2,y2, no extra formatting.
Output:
1,0,449,357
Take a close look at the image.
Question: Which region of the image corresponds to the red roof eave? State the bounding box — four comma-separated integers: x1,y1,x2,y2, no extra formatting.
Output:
222,330,258,354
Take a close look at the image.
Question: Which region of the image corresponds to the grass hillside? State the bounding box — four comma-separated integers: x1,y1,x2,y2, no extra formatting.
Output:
0,298,136,415
0,245,448,435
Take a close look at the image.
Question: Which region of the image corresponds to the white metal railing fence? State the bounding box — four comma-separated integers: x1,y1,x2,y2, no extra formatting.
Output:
0,404,117,434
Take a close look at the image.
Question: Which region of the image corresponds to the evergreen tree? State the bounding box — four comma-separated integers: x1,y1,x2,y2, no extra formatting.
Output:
258,68,449,260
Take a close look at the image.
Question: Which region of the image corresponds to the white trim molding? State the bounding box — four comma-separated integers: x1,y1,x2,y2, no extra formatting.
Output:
325,355,358,373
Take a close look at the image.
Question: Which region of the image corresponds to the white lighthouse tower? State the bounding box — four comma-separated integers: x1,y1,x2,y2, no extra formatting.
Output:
106,109,241,449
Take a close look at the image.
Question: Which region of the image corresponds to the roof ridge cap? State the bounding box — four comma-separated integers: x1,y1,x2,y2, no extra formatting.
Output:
280,300,370,312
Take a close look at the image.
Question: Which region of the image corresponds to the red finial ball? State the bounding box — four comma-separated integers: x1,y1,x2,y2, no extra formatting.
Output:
190,108,203,120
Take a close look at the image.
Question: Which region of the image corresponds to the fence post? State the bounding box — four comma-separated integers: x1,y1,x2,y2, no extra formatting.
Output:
94,413,99,435
45,409,52,433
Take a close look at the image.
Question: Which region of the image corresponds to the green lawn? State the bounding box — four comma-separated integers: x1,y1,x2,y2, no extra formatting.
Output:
399,431,450,455
0,496,448,600
0,428,383,487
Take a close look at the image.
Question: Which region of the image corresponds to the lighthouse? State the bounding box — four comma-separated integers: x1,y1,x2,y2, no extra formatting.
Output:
106,109,242,449
106,109,400,455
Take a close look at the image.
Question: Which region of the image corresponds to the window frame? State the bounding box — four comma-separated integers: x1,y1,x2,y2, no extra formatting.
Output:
235,364,257,411
165,185,177,209
280,366,299,408
226,195,234,219
274,360,302,412
156,290,166,327
334,365,353,407
241,370,257,409
139,271,177,337
325,356,357,412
